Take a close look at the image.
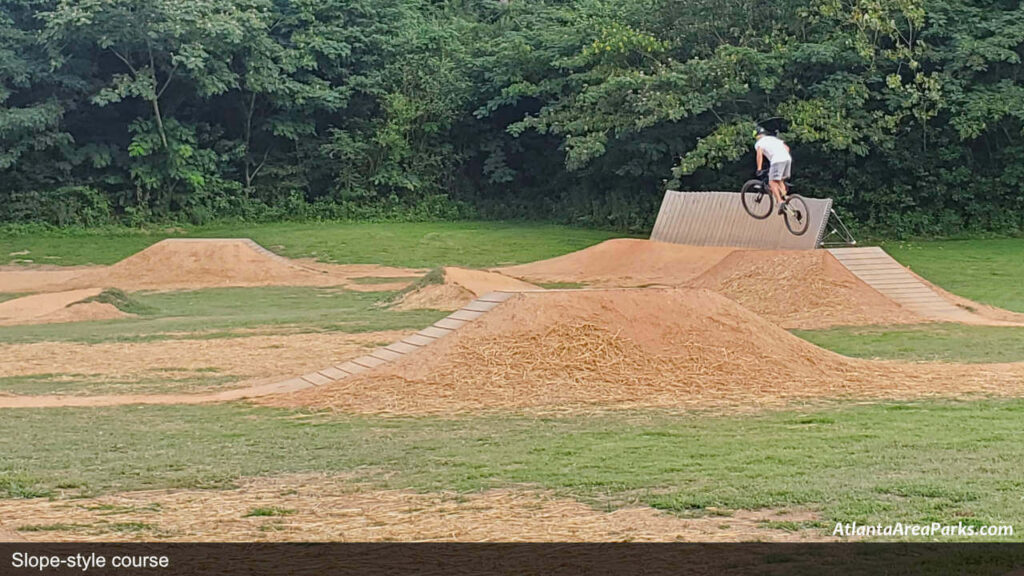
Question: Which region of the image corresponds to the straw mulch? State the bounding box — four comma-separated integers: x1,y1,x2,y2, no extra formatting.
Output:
269,289,1024,415
0,475,832,542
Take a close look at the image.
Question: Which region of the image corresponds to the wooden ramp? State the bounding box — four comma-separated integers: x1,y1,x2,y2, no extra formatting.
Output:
828,247,977,322
650,191,833,250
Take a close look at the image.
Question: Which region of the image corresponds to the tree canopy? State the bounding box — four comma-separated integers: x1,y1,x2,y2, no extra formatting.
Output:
2,0,1023,235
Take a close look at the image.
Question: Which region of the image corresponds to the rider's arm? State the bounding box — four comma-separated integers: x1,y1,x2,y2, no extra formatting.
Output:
756,148,764,171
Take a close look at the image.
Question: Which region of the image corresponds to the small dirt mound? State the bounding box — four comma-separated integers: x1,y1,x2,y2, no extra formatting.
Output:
392,284,476,311
498,239,735,287
689,250,924,329
63,239,348,291
392,267,538,311
37,302,129,324
275,289,1024,415
0,288,129,326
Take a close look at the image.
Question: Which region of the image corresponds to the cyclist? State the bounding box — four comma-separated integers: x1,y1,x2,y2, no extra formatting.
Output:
753,126,792,213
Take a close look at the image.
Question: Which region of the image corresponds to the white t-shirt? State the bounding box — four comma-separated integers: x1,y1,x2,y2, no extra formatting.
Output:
755,136,792,163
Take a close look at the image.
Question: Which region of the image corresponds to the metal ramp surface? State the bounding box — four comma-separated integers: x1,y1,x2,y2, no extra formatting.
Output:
650,191,832,250
828,247,977,322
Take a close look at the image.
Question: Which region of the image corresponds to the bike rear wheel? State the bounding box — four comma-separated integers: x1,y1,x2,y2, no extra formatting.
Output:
783,194,810,236
741,179,773,219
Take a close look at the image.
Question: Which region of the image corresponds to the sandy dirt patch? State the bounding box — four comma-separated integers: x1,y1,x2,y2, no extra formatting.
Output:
0,288,130,326
393,268,540,311
392,283,477,311
0,330,409,392
270,290,1024,415
0,475,830,542
442,267,538,296
0,266,97,293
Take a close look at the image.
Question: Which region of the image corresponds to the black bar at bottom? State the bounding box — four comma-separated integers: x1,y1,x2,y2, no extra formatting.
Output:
1,543,1023,575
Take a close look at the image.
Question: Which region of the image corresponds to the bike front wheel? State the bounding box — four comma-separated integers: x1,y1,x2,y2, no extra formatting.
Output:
741,179,773,220
783,194,810,236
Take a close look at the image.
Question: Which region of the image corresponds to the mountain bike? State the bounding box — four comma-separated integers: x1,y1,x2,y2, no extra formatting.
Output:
740,170,810,236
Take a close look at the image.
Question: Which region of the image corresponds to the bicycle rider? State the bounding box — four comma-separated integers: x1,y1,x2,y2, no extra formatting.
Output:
753,126,792,213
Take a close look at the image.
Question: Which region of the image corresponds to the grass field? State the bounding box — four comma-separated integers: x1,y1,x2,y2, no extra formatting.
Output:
795,323,1024,363
885,238,1024,312
0,287,445,344
2,401,1022,540
0,222,623,268
2,224,1023,541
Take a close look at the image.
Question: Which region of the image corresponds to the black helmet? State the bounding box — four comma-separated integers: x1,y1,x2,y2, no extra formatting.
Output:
752,125,769,138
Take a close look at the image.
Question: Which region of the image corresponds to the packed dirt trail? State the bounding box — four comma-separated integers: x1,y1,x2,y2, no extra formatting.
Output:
271,289,1024,416
0,331,413,408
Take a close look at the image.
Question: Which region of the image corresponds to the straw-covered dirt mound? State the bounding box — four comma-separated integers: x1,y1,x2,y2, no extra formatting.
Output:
392,267,539,311
689,250,925,329
0,288,130,326
271,289,1024,415
498,239,735,287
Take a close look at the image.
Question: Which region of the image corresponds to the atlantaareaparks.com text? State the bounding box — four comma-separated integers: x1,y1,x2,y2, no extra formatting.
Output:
833,522,1013,538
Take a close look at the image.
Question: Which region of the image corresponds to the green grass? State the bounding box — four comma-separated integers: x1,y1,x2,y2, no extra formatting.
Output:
78,288,155,315
2,401,1024,540
244,507,296,518
0,293,25,304
0,286,446,344
885,238,1024,312
348,276,421,285
794,323,1024,363
0,222,622,268
535,281,589,289
0,372,238,396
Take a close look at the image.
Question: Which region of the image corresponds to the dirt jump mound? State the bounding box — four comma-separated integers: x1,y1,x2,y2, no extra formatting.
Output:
393,267,538,311
276,289,1024,415
64,239,347,291
498,239,735,287
689,250,925,329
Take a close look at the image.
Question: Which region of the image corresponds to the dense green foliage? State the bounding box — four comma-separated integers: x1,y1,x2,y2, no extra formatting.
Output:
2,0,1024,234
